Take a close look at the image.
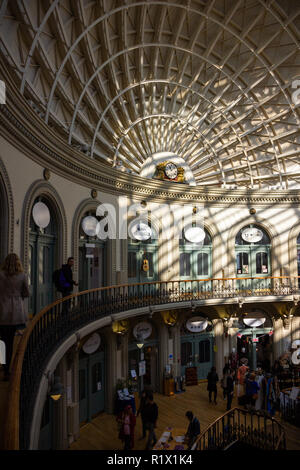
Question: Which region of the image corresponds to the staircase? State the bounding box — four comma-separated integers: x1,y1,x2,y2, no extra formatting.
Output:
192,407,286,451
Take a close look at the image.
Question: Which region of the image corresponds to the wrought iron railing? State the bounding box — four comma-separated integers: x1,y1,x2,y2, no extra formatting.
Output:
280,389,300,428
192,407,286,450
2,275,298,450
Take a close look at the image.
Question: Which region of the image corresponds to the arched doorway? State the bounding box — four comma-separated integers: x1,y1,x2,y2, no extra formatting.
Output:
79,333,106,425
79,211,107,290
236,311,273,371
128,320,159,393
180,317,214,380
235,225,271,287
28,197,58,315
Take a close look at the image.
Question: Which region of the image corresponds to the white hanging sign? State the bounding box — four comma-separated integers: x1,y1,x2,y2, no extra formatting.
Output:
133,321,152,340
32,202,51,228
82,333,101,354
184,226,205,244
186,316,208,332
243,317,266,327
129,220,152,241
241,227,263,243
81,216,98,237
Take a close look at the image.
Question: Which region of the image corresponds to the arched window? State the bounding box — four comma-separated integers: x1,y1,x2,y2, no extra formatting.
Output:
235,225,271,277
179,228,212,279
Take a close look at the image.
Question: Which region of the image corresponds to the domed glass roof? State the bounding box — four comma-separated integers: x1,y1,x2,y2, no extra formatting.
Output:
1,0,300,189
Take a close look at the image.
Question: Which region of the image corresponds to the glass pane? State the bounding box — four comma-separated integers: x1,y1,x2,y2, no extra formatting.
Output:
181,342,192,366
256,252,268,274
236,253,248,274
147,252,153,277
199,340,210,363
79,369,86,400
128,252,137,278
180,253,191,276
29,245,33,286
92,363,102,394
198,253,208,276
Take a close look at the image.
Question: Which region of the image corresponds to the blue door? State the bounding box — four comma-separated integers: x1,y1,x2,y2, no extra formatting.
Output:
181,332,214,380
79,350,105,424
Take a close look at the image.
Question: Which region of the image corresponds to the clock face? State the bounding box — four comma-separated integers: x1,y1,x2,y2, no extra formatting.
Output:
165,162,178,180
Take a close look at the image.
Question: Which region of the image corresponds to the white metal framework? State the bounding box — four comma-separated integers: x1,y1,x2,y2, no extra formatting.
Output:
1,0,300,188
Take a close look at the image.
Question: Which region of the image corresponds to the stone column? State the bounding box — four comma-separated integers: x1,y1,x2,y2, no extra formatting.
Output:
212,319,224,379
52,358,68,450
104,328,118,413
158,322,169,393
170,323,181,378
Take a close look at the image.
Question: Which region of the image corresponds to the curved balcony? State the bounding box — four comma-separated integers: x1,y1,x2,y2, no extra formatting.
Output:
2,276,298,450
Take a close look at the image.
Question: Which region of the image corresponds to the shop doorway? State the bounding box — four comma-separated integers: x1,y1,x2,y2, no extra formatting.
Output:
180,332,214,380
128,341,159,392
79,349,105,424
79,212,107,291
235,225,271,289
28,197,58,315
237,329,273,371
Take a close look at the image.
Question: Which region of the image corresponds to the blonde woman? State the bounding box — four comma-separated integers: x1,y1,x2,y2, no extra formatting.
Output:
0,253,29,380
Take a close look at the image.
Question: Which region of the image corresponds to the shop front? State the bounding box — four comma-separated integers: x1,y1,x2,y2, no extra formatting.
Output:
78,333,105,425
180,316,214,381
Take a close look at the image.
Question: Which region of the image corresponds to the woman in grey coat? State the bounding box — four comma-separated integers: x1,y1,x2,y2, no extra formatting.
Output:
0,253,29,380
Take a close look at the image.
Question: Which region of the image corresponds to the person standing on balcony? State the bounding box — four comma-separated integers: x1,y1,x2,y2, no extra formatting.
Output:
0,253,29,380
207,366,219,404
58,257,78,314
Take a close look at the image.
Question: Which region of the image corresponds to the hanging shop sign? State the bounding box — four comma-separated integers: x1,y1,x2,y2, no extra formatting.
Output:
82,333,101,354
184,226,205,244
241,227,263,243
186,316,208,333
128,219,152,241
243,317,266,327
81,216,98,237
32,202,51,228
133,321,152,340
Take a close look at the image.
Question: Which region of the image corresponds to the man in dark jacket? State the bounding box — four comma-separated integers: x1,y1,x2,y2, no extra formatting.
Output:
137,390,148,439
143,393,158,450
185,411,200,449
226,369,235,411
60,257,78,296
60,257,78,314
207,366,219,404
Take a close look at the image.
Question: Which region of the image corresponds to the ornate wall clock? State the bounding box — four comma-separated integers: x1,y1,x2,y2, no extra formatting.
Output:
155,161,185,182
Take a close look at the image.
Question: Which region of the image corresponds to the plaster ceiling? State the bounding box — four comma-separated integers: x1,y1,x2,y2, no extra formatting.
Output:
1,0,300,189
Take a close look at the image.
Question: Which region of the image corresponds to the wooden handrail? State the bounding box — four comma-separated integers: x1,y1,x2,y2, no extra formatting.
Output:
2,275,298,449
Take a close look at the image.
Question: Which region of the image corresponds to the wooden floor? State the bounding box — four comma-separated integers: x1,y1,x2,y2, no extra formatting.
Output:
69,382,300,451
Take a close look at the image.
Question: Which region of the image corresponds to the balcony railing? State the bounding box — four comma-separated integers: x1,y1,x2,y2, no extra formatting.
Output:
2,276,298,450
192,407,286,450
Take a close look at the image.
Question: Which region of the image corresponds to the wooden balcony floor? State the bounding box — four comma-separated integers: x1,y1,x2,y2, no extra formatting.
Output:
69,381,300,451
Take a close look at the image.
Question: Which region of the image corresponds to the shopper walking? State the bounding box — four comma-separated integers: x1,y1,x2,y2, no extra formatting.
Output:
0,253,29,380
226,369,235,411
137,389,148,439
117,405,136,450
144,393,158,450
207,366,219,404
254,368,265,411
245,372,260,410
221,363,230,400
185,411,200,449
